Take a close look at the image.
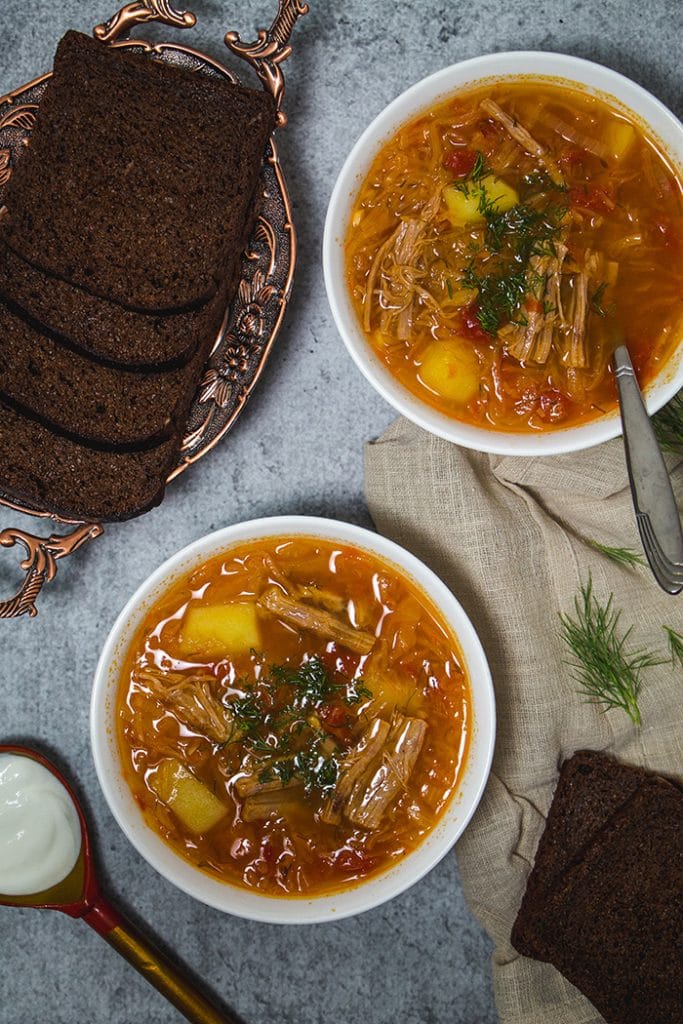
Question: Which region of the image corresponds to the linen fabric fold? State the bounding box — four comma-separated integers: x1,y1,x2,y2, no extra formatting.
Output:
364,417,683,1024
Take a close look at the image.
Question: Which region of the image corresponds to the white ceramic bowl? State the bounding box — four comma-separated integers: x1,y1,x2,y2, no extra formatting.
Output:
91,516,495,924
323,52,683,456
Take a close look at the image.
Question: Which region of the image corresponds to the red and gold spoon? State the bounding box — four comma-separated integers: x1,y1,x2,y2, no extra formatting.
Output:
0,744,239,1024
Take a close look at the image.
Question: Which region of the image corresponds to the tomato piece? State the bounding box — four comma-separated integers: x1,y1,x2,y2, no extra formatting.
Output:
525,297,544,315
333,648,360,679
443,147,477,178
319,705,347,728
653,218,680,252
460,302,489,340
397,655,423,677
538,388,570,423
329,849,377,875
558,146,588,170
568,185,614,214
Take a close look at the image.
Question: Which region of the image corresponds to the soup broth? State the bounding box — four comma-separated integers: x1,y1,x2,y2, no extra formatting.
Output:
117,537,471,897
345,81,683,431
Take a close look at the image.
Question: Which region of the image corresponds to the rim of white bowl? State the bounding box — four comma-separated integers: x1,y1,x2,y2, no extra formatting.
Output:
91,516,496,924
323,51,683,456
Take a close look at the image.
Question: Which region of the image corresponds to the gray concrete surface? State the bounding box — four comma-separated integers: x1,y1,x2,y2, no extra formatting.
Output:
0,1,679,1022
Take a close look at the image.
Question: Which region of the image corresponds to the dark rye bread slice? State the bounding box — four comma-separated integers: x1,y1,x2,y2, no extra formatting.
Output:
512,750,645,956
0,299,212,449
0,242,218,370
1,31,276,312
0,400,178,521
517,778,683,1024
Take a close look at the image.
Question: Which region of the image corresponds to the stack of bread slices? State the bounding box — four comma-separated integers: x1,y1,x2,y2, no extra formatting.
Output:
0,31,276,521
512,750,682,1024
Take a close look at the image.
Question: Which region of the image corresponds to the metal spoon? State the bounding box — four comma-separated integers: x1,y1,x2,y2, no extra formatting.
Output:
613,345,683,594
0,744,239,1024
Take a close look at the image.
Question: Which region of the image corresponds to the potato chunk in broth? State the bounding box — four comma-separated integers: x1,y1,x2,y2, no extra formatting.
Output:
117,537,471,897
345,81,683,432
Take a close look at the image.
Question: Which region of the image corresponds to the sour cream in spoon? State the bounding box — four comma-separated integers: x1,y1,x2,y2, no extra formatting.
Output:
0,753,81,896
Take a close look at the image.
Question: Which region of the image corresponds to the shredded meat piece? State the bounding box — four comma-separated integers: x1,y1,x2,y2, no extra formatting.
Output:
480,98,563,184
506,243,569,365
258,586,375,654
535,243,569,363
365,191,442,338
235,774,301,798
137,669,241,745
507,254,552,363
320,718,391,825
344,713,427,831
263,555,347,614
242,786,304,822
566,250,599,368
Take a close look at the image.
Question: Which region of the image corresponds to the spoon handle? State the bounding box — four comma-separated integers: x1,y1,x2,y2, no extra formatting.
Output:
613,344,683,595
84,897,239,1024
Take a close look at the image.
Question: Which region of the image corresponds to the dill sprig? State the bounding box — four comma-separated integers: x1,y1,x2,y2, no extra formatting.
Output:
664,626,683,670
589,282,610,317
462,259,527,335
588,540,645,568
559,576,663,726
653,392,683,455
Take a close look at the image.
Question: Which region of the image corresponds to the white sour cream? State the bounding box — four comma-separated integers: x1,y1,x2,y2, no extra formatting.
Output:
0,754,81,896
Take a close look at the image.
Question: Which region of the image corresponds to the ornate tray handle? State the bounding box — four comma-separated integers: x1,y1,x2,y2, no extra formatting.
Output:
225,0,309,126
94,2,196,44
0,523,103,619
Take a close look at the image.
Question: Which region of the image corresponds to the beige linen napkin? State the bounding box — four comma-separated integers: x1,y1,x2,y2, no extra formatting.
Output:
364,417,683,1024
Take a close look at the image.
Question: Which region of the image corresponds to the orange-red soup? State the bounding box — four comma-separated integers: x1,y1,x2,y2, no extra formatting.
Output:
345,81,683,432
117,537,471,897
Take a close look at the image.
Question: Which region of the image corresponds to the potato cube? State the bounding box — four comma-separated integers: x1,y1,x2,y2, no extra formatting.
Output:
179,602,260,658
151,759,227,835
443,176,518,226
418,340,480,403
605,120,635,160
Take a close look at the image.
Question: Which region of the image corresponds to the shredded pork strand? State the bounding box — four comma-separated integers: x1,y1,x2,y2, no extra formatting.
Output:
535,242,569,363
242,786,304,823
344,713,427,830
365,191,442,337
320,718,391,825
137,669,241,745
506,243,569,365
235,774,302,798
546,113,610,160
479,98,563,184
263,555,346,614
258,586,375,654
565,250,599,368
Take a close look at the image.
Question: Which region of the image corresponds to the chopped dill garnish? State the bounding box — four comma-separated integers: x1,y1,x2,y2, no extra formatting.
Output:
653,392,683,455
559,576,663,726
230,690,263,732
271,656,340,706
471,150,490,183
588,540,645,568
462,259,527,336
452,150,491,196
273,759,296,785
446,277,454,299
521,170,568,194
589,282,611,317
227,657,370,797
293,747,339,794
664,626,683,670
459,181,567,336
344,681,373,705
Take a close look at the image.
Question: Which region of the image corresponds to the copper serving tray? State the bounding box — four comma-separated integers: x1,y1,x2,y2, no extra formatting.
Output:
0,0,309,618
